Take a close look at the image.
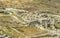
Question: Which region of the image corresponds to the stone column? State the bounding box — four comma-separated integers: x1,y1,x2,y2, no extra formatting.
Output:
51,19,56,30
45,21,48,29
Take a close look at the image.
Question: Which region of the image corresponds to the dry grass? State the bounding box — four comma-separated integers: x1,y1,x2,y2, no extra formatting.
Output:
0,16,48,38
14,26,48,36
0,0,60,13
0,26,26,38
0,0,60,38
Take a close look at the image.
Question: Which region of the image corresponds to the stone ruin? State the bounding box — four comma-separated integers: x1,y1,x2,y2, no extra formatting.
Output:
28,13,56,30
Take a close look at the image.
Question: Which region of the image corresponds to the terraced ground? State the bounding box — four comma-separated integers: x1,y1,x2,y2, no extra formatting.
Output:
0,0,60,38
0,11,60,38
0,23,48,38
0,14,48,38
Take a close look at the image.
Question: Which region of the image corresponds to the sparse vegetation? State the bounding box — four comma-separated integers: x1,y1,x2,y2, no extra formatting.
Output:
0,0,60,38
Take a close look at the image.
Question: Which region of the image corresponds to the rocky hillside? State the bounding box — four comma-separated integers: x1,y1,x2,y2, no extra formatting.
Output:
0,0,60,13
